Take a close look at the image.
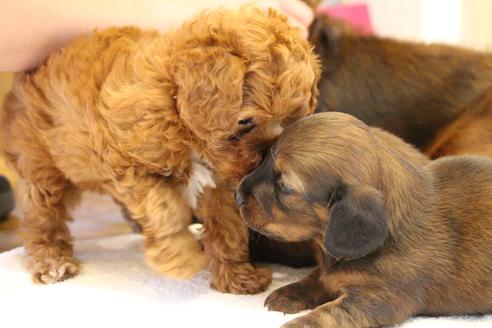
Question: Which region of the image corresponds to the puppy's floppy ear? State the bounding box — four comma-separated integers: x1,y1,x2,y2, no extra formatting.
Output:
324,185,388,260
308,16,354,63
174,46,246,140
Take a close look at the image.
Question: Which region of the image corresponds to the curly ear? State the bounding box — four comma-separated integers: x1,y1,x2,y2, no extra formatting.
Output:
324,185,388,260
174,47,246,140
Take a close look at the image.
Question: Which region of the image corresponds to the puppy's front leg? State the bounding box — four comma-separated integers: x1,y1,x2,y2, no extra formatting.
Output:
112,176,207,279
195,183,272,294
281,286,419,328
21,178,81,284
265,267,334,314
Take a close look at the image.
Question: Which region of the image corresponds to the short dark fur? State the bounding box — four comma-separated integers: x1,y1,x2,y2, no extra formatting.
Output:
237,112,492,327
310,15,492,158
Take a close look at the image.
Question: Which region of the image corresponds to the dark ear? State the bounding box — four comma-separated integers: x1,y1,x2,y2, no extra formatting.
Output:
308,16,347,75
324,185,388,260
309,15,358,63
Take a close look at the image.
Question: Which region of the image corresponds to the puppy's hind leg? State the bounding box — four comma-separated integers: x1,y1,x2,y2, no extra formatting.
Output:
19,167,81,284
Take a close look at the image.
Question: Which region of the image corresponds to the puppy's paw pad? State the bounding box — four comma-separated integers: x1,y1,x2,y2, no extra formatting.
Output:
212,263,272,294
265,284,317,314
31,256,80,284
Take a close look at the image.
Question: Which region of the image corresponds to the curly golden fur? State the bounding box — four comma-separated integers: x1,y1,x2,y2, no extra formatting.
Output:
237,112,492,327
1,7,319,291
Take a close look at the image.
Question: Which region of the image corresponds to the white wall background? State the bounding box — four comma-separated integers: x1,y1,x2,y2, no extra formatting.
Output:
335,0,492,50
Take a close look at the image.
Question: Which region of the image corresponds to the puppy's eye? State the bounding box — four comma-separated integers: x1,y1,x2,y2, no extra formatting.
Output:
276,178,294,194
238,118,253,125
227,118,256,142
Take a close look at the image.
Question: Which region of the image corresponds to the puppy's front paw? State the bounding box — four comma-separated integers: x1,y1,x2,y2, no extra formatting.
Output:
30,256,80,284
147,246,207,280
265,282,321,314
145,230,208,279
155,250,208,280
211,262,272,294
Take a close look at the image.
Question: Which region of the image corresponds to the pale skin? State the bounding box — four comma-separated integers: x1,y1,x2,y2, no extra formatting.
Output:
0,0,314,72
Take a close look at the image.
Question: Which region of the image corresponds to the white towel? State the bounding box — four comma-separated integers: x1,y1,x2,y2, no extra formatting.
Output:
0,234,490,328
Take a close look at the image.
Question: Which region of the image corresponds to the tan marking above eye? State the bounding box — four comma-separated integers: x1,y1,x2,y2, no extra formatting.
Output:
277,176,295,194
281,169,305,194
273,154,283,171
273,152,306,194
273,155,302,193
264,222,314,242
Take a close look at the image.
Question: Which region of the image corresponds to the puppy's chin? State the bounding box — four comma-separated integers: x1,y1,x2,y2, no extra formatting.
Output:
262,222,314,242
238,206,263,231
239,198,316,242
240,205,312,242
240,218,286,243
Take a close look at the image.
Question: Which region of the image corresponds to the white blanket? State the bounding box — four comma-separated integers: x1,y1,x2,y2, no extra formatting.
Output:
0,234,490,328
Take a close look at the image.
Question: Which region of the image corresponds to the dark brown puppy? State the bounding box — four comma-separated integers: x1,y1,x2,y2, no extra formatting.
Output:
236,112,492,328
310,15,492,158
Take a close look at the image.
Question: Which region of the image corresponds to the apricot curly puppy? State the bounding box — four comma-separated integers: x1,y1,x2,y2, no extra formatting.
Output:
237,112,492,327
1,7,319,291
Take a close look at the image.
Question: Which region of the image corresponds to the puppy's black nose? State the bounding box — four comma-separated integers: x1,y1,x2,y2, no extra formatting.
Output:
235,191,245,206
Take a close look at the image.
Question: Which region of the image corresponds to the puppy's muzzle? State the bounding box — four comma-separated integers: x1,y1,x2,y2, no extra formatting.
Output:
236,171,256,207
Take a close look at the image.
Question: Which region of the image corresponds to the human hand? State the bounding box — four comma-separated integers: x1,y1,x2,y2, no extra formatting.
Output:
277,0,315,38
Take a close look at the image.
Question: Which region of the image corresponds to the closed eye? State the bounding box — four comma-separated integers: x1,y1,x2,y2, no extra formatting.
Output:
238,118,254,125
227,120,256,142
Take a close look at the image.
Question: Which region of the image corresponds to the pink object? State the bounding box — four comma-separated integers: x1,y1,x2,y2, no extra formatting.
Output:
319,3,373,35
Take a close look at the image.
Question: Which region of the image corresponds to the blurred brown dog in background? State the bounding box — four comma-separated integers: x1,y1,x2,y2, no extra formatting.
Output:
306,5,492,158
237,112,492,327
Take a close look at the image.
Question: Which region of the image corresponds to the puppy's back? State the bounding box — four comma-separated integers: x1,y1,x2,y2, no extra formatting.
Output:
9,26,148,115
1,26,158,182
426,155,492,315
430,155,492,217
371,127,430,167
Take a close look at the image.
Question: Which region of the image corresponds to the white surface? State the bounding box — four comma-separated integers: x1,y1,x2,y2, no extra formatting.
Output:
0,234,490,328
